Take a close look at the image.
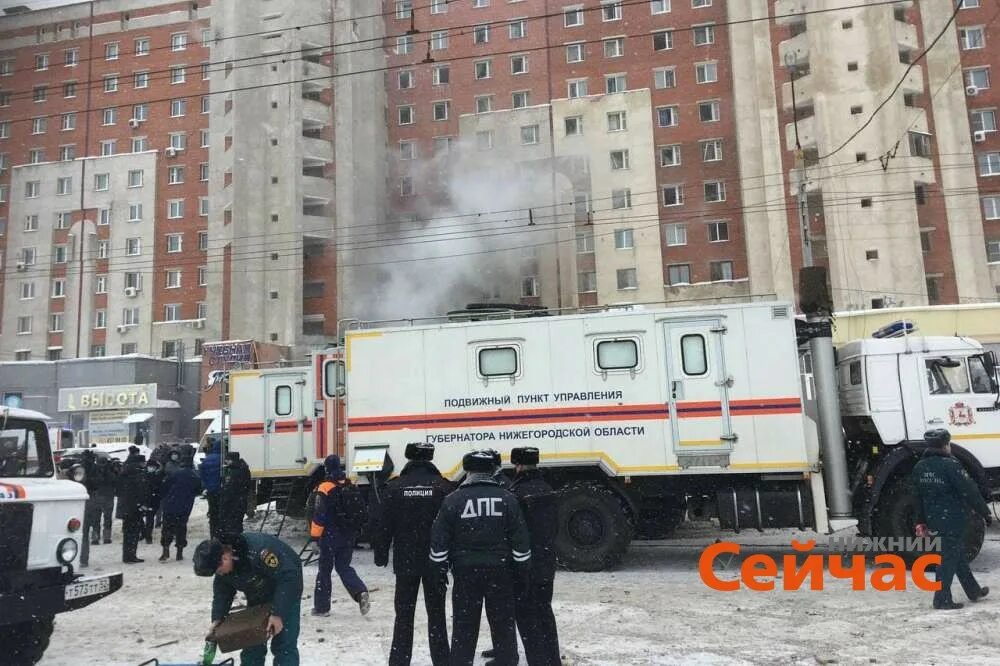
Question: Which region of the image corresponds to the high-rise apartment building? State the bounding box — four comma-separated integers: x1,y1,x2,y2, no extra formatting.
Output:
1,0,999,360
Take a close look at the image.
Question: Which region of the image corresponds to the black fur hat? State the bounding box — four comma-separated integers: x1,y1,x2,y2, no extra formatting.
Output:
463,450,496,473
405,442,435,461
510,447,539,466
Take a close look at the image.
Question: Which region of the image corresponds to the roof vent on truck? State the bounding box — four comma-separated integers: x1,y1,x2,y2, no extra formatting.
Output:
446,303,551,322
872,320,917,339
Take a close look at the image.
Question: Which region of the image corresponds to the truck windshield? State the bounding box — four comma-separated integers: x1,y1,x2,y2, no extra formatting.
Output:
0,418,54,478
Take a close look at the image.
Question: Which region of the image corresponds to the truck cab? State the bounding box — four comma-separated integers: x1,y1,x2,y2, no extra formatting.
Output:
0,407,123,664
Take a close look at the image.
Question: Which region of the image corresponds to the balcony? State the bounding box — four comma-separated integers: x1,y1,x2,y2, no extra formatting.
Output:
778,32,810,69
898,61,924,94
896,21,918,53
302,175,333,201
302,136,333,162
302,59,331,80
781,74,814,112
785,114,816,150
774,0,807,26
302,98,331,124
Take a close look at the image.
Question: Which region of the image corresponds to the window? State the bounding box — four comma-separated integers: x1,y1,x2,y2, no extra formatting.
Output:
63,82,76,98
693,0,712,6
398,70,414,89
61,112,76,131
122,307,140,326
521,125,540,145
398,105,414,125
171,66,186,85
693,24,715,45
702,139,723,162
199,232,210,251
23,214,40,233
95,310,107,329
612,188,632,209
105,42,119,60
474,24,490,44
980,152,1000,176
651,0,670,13
104,75,118,93
577,229,595,253
666,222,687,245
710,260,734,281
565,7,584,27
702,221,729,244
201,130,210,148
56,212,71,229
198,267,208,286
434,136,454,155
33,85,47,102
121,343,138,355
127,169,143,188
657,106,679,127
400,176,415,197
610,149,630,169
475,95,494,113
168,166,185,184
28,149,43,164
924,357,984,395
659,144,681,167
90,345,106,358
0,59,11,76
566,43,584,63
602,1,623,21
473,0,489,6
960,0,981,7
475,60,492,79
35,53,49,71
171,32,188,51
94,173,109,191
399,140,416,161
699,100,721,122
54,177,72,197
476,130,494,150
663,185,684,207
511,55,528,75
521,276,538,298
971,110,997,133
432,65,449,85
0,121,8,139
696,62,718,84
135,37,150,56
199,197,209,216
99,140,116,156
479,347,518,377
0,92,8,107
431,0,448,14
984,196,1000,220
32,117,47,134
653,30,673,51
654,67,676,89
54,245,68,264
20,282,34,300
604,38,625,58
52,279,65,297
65,48,79,66
431,30,448,51
396,0,412,19
396,35,413,55
124,272,141,290
22,248,38,266
166,270,181,288
102,108,116,125
170,99,187,117
168,200,185,219
25,181,41,198
132,103,148,121
134,71,149,88
614,228,634,249
616,268,637,290
166,234,183,253
200,163,209,181
597,339,639,371
510,19,526,39
17,316,32,335
966,68,991,90
512,91,529,108
129,203,143,222
59,145,76,161
960,27,985,50
578,271,597,292
680,334,707,374
567,79,588,98
704,181,726,202
565,116,583,136
50,313,64,333
606,74,627,93
126,238,141,256
94,240,108,259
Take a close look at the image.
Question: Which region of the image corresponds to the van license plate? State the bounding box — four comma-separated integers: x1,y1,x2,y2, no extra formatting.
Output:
65,578,110,600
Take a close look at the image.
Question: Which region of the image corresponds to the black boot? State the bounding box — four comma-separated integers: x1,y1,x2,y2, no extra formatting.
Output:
158,547,170,562
972,586,990,602
176,547,184,561
933,600,964,610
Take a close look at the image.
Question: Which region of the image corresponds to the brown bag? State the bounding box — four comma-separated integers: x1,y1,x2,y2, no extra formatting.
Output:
213,603,272,653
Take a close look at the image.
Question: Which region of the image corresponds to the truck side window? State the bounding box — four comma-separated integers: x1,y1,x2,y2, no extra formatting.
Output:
479,347,518,377
680,334,708,376
849,361,862,385
275,385,292,416
968,356,994,394
925,358,971,395
323,360,345,398
596,339,638,370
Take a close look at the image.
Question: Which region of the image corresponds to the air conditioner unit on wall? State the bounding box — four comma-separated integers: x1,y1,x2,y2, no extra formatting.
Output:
967,85,979,97
165,147,178,157
116,324,128,333
974,130,988,143
15,262,25,271
128,118,141,128
125,287,138,297
193,319,205,329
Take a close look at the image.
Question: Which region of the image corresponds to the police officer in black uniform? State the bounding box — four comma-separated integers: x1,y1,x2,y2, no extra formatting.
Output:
508,447,561,666
430,450,531,666
373,442,454,666
117,447,149,563
913,428,993,609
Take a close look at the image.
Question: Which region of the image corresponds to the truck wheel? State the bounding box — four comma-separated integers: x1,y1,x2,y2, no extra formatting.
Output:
0,616,55,664
876,477,986,562
554,482,633,572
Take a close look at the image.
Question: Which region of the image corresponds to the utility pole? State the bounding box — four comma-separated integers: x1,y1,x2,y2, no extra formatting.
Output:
785,55,852,527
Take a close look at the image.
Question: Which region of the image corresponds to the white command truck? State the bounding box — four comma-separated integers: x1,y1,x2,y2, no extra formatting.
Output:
0,407,123,663
228,302,999,570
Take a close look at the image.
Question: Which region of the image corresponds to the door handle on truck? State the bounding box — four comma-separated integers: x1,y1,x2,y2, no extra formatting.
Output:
671,380,684,400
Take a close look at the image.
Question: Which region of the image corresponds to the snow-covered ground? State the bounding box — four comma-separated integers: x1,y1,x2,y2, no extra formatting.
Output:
46,500,1000,666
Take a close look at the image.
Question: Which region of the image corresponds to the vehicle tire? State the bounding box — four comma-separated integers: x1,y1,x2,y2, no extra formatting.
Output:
875,475,986,562
0,616,55,664
554,482,633,572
